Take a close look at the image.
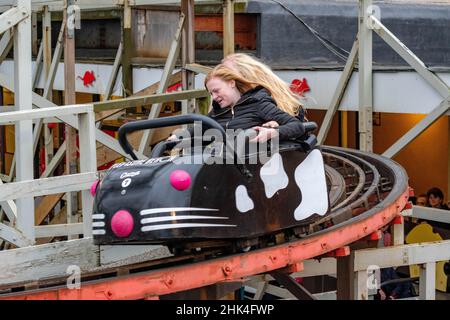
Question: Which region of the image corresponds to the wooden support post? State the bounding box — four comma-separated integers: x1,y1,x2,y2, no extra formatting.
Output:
0,30,10,55
358,0,373,152
30,14,65,157
252,279,268,300
0,222,33,247
392,216,404,246
122,0,133,97
43,15,65,101
78,106,96,237
43,6,52,82
32,40,43,90
31,11,38,56
64,0,78,238
223,0,235,57
0,179,17,224
270,269,316,300
42,5,53,167
419,262,436,300
336,252,355,299
181,0,196,115
340,111,348,147
104,41,122,101
0,86,14,229
0,30,13,66
354,270,369,300
14,0,35,244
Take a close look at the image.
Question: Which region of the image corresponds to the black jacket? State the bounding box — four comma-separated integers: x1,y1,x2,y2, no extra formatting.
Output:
208,86,305,140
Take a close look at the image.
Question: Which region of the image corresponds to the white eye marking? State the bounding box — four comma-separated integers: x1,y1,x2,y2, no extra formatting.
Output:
294,149,328,221
122,178,132,188
260,152,289,198
235,185,254,213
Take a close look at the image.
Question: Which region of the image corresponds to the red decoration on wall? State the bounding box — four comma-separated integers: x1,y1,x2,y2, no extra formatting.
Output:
167,83,182,92
290,78,310,96
77,70,96,87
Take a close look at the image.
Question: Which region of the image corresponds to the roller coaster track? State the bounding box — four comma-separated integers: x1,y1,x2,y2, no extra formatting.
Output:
0,146,409,300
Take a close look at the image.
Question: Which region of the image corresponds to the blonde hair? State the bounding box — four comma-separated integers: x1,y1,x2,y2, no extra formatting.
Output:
204,64,259,95
222,53,303,116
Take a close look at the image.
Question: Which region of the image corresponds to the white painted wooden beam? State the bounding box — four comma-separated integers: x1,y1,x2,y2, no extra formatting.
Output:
358,0,373,152
78,110,97,237
0,7,29,35
0,222,33,247
354,270,369,300
392,217,404,246
0,29,13,64
104,41,122,101
43,15,65,100
353,240,450,271
0,238,171,287
419,262,436,300
0,238,99,286
0,180,17,223
31,40,43,89
0,104,93,124
40,141,66,178
291,258,336,278
370,15,449,98
0,172,97,201
14,0,35,243
184,63,211,75
383,96,450,158
35,223,83,238
407,205,450,224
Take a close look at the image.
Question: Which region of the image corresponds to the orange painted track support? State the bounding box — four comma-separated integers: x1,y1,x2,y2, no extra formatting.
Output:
392,215,403,225
368,230,382,241
1,187,409,300
326,246,350,257
278,262,304,274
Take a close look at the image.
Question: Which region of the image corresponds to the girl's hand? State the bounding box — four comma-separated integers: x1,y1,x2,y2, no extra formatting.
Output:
167,134,178,141
249,126,279,143
262,120,279,128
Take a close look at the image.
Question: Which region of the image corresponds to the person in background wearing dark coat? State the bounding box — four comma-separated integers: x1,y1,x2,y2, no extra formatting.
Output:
376,267,414,300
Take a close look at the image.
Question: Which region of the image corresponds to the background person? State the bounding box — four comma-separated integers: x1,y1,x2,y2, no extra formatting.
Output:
426,187,449,210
